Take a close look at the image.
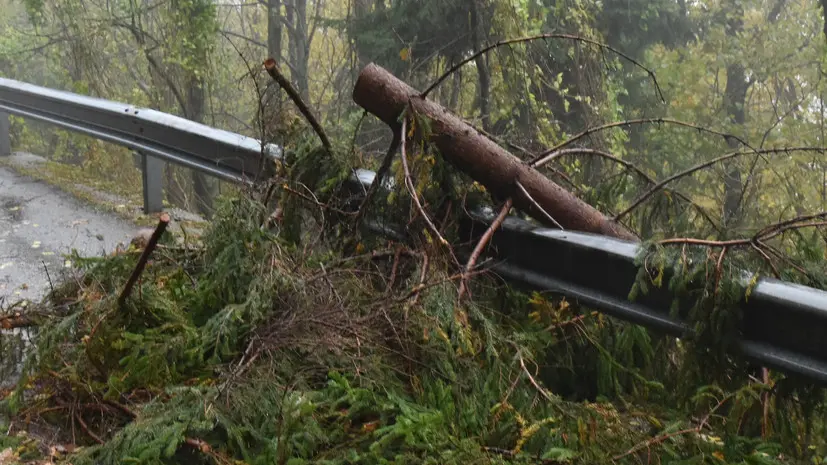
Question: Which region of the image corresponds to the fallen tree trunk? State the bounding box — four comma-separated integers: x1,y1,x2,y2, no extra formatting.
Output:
352,63,636,241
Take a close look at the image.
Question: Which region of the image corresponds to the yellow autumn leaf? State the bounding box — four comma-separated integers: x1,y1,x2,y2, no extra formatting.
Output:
712,451,725,460
399,47,411,61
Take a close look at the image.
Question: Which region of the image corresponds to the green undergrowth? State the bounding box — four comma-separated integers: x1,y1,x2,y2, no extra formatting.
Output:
1,121,827,463
0,191,823,465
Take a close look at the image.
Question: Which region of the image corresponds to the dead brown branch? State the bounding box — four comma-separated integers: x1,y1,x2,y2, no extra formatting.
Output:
514,180,563,230
458,197,513,301
118,213,170,307
516,349,555,404
264,58,332,153
75,413,104,445
0,313,36,329
410,252,430,307
658,214,827,249
422,34,664,103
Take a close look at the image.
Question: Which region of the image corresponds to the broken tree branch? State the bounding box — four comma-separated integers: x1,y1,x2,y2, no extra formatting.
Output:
514,180,563,230
458,197,513,301
264,58,332,153
0,313,36,329
353,63,635,241
119,213,170,307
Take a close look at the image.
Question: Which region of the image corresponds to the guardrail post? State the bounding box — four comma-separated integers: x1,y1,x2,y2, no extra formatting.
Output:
0,112,10,156
140,152,164,213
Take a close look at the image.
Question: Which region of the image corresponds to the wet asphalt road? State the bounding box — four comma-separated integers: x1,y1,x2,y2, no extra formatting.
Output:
0,165,138,303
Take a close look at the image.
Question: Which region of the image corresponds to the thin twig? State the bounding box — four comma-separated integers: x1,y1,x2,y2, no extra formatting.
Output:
118,213,170,307
41,260,53,293
410,252,430,307
387,247,403,291
658,219,827,248
514,180,564,230
459,198,513,301
713,247,728,300
615,147,826,221
528,118,753,166
281,183,354,216
75,413,104,445
750,242,780,278
397,268,488,302
399,107,456,261
613,394,731,462
422,33,664,103
264,58,332,153
532,148,721,231
754,211,827,238
516,349,554,403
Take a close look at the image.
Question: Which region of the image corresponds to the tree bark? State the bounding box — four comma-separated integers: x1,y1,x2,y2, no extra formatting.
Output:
821,0,827,42
286,0,310,102
722,2,747,228
268,0,283,62
187,75,216,217
470,0,491,131
352,63,635,241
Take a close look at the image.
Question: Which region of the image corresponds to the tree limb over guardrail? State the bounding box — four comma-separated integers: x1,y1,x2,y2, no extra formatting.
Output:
1,75,826,386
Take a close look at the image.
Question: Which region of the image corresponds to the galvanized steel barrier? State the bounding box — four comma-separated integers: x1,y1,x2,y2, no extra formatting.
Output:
0,77,281,212
1,77,827,386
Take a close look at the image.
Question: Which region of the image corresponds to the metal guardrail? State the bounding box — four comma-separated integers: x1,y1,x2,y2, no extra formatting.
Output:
0,77,282,212
2,77,827,386
459,210,827,385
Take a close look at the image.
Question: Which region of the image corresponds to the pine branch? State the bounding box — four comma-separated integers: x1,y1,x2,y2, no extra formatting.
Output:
399,108,457,262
